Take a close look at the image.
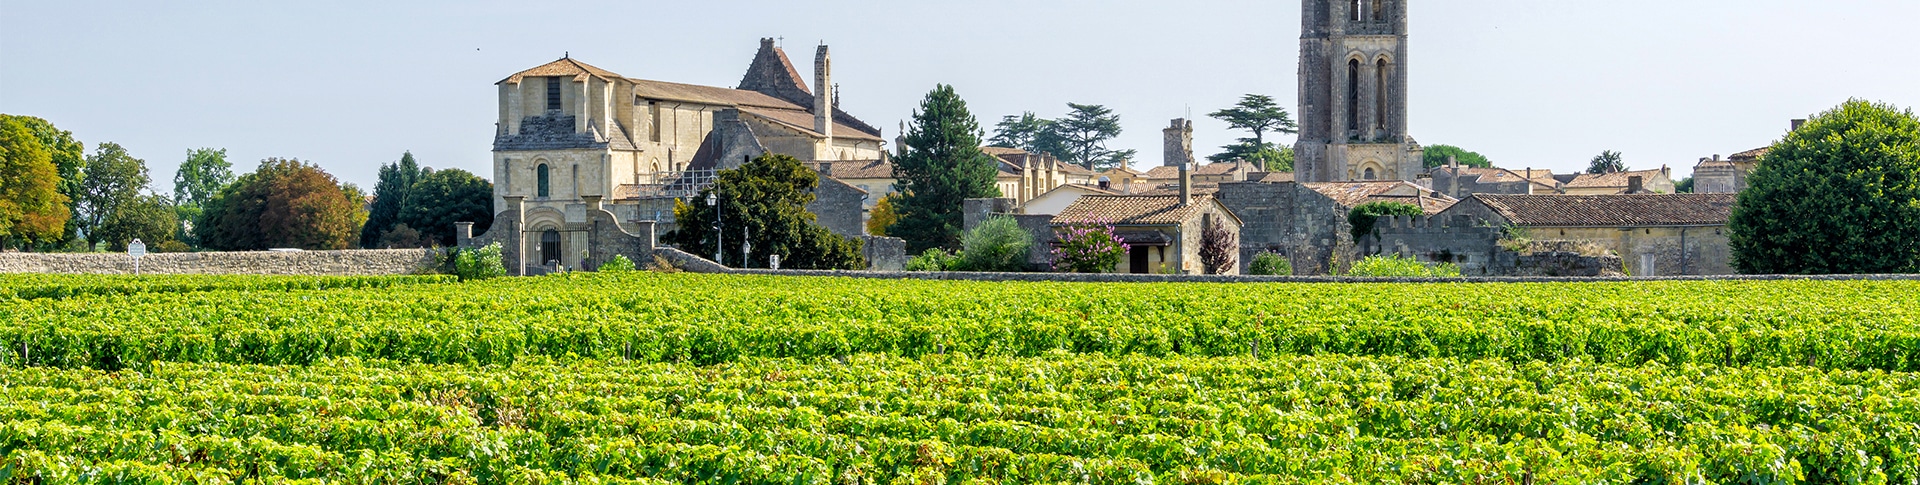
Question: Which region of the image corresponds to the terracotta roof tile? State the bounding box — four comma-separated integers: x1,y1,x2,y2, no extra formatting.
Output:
1053,195,1217,226
499,58,623,84
629,78,802,110
1195,162,1251,176
1728,147,1770,161
1140,166,1182,180
1565,169,1668,188
738,106,884,141
1253,172,1295,183
1472,193,1737,227
815,160,893,179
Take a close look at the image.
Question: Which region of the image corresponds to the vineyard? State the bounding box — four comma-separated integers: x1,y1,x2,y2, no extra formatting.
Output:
2,273,1918,484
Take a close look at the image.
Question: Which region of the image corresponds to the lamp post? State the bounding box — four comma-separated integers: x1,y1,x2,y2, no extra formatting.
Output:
742,226,751,268
708,191,722,267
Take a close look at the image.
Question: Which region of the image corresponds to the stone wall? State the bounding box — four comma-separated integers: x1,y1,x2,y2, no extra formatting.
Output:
0,249,441,275
860,236,908,272
809,176,868,238
1367,214,1504,275
1214,182,1354,275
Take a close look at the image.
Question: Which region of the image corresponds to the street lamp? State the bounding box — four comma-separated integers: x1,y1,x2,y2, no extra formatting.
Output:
708,191,722,267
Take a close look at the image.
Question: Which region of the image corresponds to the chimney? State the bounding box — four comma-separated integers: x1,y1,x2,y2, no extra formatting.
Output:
813,44,833,140
1178,161,1193,206
1628,175,1644,194
1163,118,1193,167
1791,119,1807,131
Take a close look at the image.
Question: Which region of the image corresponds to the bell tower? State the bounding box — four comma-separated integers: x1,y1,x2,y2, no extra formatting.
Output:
1295,0,1422,183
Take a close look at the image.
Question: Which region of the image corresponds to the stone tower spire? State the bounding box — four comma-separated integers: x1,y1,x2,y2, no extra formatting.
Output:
1295,0,1421,183
814,44,833,140
1163,118,1194,167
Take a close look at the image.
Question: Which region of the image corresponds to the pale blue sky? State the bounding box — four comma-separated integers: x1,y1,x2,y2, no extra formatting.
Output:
3,0,1915,191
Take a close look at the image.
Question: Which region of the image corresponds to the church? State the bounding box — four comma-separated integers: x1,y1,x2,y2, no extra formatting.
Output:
1293,0,1424,183
474,39,887,272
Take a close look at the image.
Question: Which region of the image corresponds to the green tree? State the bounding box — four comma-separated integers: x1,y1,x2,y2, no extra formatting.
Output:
76,142,153,249
360,152,427,248
1674,177,1695,193
890,85,1002,254
94,194,176,251
0,115,85,249
198,158,360,251
1208,138,1294,171
1587,150,1627,174
173,148,232,208
1348,201,1424,242
1208,94,1297,170
666,153,866,270
1055,103,1135,171
1422,144,1494,169
396,168,494,247
1729,100,1920,274
0,117,71,248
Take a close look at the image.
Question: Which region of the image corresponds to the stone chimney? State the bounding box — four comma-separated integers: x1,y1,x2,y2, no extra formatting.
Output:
1163,118,1193,167
1627,175,1644,194
814,44,833,140
1178,161,1193,206
1447,155,1460,198
1791,119,1807,131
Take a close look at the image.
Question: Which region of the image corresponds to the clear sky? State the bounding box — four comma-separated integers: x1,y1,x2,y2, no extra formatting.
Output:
3,0,1916,192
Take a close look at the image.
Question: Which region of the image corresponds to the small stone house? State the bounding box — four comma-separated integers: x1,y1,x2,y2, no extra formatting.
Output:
1442,193,1739,276
1558,168,1676,195
1050,190,1244,275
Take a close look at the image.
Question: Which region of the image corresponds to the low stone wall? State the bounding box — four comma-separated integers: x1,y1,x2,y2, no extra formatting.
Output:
0,249,442,276
709,267,1920,284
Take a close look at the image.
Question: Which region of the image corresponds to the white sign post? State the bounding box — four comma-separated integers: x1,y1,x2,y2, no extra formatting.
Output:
769,254,780,271
127,239,147,275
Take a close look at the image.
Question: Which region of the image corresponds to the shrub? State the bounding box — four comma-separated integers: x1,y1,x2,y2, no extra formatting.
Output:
1348,201,1425,242
1249,252,1292,276
1052,220,1128,273
906,248,958,272
1729,99,1920,274
1345,254,1460,278
1199,217,1236,275
454,242,506,281
956,216,1033,272
599,254,636,273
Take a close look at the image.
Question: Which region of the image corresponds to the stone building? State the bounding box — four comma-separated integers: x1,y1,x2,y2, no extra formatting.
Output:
1429,164,1561,197
1692,148,1765,194
1439,193,1739,276
983,147,1093,205
1558,168,1675,195
1294,0,1424,183
474,38,889,273
1050,189,1244,275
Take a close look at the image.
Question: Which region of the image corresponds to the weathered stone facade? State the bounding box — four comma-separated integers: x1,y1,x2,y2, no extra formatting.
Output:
0,249,441,275
1295,0,1423,183
1434,194,1737,276
459,196,657,275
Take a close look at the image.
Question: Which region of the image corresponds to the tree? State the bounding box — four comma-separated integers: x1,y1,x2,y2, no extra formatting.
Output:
666,153,866,270
1729,100,1920,274
1208,138,1294,171
173,148,232,208
1199,217,1237,275
1347,201,1424,242
0,117,70,248
1208,94,1297,170
1421,144,1494,169
956,216,1033,272
93,194,176,251
1051,220,1127,273
1054,103,1135,171
1674,177,1695,194
866,193,899,237
360,152,427,248
889,85,1002,254
0,115,85,249
396,168,493,247
76,142,153,249
1587,150,1627,174
198,158,359,251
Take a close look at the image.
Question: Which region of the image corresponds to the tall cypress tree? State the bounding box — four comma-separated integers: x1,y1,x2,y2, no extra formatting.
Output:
888,85,1001,254
360,151,426,248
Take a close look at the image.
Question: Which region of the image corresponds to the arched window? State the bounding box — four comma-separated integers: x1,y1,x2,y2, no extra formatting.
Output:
1376,59,1390,132
536,164,551,198
1373,0,1385,21
540,230,561,267
1350,0,1361,21
1363,167,1377,180
1346,59,1361,132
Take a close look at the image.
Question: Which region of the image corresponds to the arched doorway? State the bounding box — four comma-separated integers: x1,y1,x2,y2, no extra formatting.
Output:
540,229,561,266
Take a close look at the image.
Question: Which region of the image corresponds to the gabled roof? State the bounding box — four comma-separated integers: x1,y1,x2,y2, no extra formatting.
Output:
738,106,884,141
736,38,814,107
499,57,622,85
1470,193,1737,227
815,160,895,179
1728,147,1770,161
1052,194,1237,226
629,78,803,110
1565,169,1669,188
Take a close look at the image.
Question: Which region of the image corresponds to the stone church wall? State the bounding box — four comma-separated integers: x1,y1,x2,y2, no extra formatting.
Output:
0,249,441,276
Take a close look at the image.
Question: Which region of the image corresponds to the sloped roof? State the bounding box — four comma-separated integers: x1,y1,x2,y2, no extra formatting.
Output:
1305,181,1457,214
1253,172,1296,183
1140,166,1182,180
1565,169,1669,188
1195,162,1253,176
629,78,803,110
737,38,814,107
815,160,894,179
980,146,1027,157
738,106,884,141
1053,195,1225,226
1472,193,1737,227
499,57,623,84
1728,147,1770,161
1136,184,1221,197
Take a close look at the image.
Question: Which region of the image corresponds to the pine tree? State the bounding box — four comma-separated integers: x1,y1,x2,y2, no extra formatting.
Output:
889,85,1001,254
361,152,426,248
